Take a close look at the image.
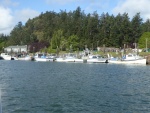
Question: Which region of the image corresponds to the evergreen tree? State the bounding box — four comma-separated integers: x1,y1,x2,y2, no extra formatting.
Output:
3,7,150,52
131,13,143,45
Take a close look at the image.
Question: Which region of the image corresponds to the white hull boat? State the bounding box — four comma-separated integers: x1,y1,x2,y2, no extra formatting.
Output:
55,57,65,62
55,57,83,62
1,53,18,60
109,59,146,64
86,55,108,63
109,53,146,65
34,57,54,62
18,55,33,61
87,59,108,63
34,53,53,62
55,53,83,63
65,58,83,62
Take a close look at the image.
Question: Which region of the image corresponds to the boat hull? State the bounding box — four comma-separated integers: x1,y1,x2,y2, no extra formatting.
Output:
109,59,146,64
56,58,83,62
34,58,54,62
18,56,33,61
87,59,108,63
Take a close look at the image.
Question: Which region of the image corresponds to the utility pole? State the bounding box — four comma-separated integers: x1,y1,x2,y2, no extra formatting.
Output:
124,44,126,55
134,43,136,50
97,41,99,51
146,38,148,52
97,41,99,48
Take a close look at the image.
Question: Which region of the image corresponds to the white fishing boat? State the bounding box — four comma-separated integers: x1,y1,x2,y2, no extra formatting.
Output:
55,53,83,62
109,53,146,64
0,53,18,60
34,53,54,62
86,55,108,63
55,57,65,62
65,53,83,62
17,55,34,61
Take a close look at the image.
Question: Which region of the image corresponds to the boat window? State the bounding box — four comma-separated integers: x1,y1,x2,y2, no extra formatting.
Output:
97,56,102,58
92,56,97,58
128,55,132,57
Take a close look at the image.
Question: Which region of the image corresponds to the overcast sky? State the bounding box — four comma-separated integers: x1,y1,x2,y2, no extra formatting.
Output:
1,0,150,35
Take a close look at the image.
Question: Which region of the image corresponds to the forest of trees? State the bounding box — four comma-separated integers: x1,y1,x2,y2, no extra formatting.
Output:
0,7,150,53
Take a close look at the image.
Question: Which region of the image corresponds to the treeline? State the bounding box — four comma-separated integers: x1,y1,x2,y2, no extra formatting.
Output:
1,7,150,52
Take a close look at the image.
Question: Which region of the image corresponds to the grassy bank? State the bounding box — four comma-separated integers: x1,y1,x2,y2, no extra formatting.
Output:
90,51,150,58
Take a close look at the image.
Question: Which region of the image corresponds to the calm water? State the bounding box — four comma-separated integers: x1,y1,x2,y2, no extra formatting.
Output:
0,60,150,113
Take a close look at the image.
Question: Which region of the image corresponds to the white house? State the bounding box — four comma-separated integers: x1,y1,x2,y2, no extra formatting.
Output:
4,45,28,53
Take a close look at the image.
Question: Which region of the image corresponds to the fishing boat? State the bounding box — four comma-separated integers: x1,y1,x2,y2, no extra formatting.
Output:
34,53,54,62
0,53,18,60
55,53,83,62
86,55,108,63
17,55,34,61
109,53,146,64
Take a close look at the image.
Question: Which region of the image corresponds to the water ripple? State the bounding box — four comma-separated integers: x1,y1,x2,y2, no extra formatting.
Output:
0,61,150,112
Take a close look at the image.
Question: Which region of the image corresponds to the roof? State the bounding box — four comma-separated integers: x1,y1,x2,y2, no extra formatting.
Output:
5,45,27,49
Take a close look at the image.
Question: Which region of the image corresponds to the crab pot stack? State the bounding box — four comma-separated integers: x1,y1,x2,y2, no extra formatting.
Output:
146,55,150,65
